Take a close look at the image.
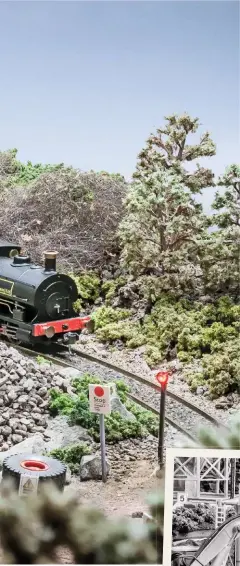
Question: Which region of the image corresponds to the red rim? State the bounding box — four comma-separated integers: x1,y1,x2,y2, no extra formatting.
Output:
20,460,49,472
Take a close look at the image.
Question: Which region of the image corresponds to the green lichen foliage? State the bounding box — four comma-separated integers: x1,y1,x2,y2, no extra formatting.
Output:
93,305,131,329
102,277,127,304
69,272,101,312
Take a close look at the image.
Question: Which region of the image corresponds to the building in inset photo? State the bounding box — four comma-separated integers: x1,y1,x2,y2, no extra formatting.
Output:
163,449,240,566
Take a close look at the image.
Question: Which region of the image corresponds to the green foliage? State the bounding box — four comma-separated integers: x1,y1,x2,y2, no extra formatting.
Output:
93,305,131,330
49,389,76,416
50,443,92,473
11,161,65,186
0,148,64,188
36,355,51,366
133,113,216,193
69,272,101,311
172,503,215,536
102,277,127,304
96,320,143,346
126,401,159,436
186,338,240,398
201,164,240,295
49,374,157,443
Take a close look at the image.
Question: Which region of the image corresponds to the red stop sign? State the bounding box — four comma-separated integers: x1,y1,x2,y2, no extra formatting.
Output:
94,385,105,397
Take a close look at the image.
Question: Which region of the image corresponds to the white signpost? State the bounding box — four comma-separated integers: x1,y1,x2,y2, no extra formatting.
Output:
89,384,112,482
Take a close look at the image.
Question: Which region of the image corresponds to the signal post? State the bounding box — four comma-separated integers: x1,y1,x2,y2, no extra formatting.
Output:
155,371,169,469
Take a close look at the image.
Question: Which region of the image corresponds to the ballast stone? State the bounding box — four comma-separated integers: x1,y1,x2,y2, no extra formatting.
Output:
80,454,110,481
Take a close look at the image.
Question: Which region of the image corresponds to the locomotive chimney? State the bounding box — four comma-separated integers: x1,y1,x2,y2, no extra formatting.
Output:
44,251,58,272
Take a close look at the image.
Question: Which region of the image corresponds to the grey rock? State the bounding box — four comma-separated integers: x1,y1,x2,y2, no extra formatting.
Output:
8,373,19,382
16,367,27,378
80,454,110,481
39,364,51,373
111,395,136,421
18,395,29,405
2,426,12,437
58,367,83,380
0,377,8,388
5,359,14,369
38,387,48,397
7,388,18,401
22,378,35,391
12,434,23,443
44,416,91,452
53,376,64,388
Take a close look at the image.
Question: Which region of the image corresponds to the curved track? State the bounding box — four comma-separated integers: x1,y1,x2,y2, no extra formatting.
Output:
12,343,230,442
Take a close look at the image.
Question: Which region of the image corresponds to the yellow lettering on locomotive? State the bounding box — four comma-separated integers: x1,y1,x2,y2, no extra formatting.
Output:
0,278,14,297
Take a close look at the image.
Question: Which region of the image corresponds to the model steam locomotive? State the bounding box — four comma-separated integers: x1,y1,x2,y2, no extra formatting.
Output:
0,239,91,346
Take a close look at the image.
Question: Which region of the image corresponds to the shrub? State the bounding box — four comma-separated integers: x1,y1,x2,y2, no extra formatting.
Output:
102,277,127,304
93,306,131,329
69,271,101,311
50,443,92,473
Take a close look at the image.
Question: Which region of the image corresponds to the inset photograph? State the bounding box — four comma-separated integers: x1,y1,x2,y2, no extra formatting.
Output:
163,449,240,566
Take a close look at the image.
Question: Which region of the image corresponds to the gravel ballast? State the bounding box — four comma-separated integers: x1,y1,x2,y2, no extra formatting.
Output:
0,341,75,451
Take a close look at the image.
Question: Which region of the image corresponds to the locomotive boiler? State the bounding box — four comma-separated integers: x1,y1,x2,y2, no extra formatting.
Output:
0,240,91,346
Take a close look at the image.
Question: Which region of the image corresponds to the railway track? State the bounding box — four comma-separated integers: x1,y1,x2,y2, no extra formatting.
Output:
11,342,230,443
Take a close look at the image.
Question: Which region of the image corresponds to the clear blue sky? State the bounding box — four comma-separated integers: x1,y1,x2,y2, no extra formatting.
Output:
0,1,239,206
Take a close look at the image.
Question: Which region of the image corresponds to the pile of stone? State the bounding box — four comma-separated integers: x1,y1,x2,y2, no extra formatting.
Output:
0,341,75,451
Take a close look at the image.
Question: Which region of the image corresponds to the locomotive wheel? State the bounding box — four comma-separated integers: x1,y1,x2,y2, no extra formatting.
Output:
2,453,67,492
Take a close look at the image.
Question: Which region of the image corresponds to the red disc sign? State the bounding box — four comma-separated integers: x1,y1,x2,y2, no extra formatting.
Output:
156,371,169,387
94,385,105,397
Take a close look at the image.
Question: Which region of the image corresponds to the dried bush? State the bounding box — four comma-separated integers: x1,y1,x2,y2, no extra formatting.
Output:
0,169,127,271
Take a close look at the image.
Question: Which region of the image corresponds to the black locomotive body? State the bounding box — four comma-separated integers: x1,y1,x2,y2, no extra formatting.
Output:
0,240,90,346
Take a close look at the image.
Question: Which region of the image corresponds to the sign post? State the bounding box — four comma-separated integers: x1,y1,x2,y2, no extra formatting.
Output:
89,383,112,483
156,371,169,469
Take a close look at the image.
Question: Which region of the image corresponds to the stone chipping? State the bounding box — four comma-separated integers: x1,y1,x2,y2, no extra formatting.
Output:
0,341,75,451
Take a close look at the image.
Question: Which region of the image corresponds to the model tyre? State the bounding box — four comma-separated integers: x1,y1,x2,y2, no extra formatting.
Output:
2,453,67,492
